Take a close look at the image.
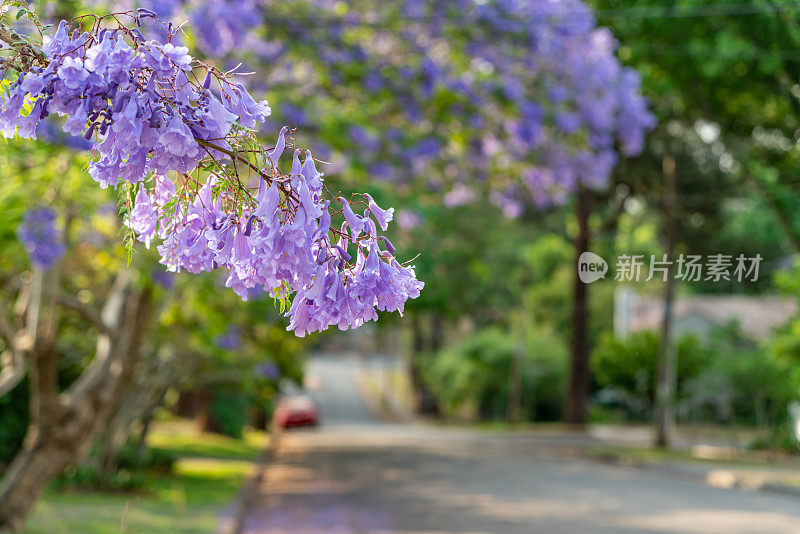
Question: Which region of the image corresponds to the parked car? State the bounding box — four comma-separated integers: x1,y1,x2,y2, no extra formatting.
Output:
273,394,319,428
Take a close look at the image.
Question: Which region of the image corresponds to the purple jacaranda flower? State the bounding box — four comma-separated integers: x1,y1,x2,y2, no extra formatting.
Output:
214,325,242,351
129,183,158,248
256,361,281,380
111,97,142,155
268,126,289,170
363,194,394,231
301,150,324,192
338,197,365,240
223,82,271,128
161,43,193,70
56,57,89,89
152,113,201,173
297,181,322,219
85,32,135,82
17,207,65,270
0,18,426,338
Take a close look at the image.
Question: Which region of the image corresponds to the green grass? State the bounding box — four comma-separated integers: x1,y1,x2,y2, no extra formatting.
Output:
589,443,799,468
24,420,267,534
147,419,268,461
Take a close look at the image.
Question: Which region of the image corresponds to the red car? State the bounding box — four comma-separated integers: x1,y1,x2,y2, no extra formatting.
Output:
273,395,319,428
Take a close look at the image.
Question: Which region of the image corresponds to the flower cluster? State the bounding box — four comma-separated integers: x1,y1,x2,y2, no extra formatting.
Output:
2,16,270,188
77,0,653,221
257,0,655,212
130,129,422,336
17,207,65,269
2,12,423,336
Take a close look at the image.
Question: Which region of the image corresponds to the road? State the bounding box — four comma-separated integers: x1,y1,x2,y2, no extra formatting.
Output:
239,354,800,533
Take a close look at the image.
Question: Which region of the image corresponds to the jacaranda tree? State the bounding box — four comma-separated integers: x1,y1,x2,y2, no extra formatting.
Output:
197,0,655,422
0,4,422,526
78,0,655,422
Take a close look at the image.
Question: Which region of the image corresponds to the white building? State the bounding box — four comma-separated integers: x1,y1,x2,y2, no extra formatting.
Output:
614,286,798,341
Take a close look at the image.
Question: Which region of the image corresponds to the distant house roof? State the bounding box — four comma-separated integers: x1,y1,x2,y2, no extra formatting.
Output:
614,287,798,340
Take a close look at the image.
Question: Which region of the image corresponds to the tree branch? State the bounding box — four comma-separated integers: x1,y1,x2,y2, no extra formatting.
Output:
0,299,25,397
58,295,119,341
0,348,24,397
0,18,42,70
194,138,298,202
0,298,16,349
61,271,132,407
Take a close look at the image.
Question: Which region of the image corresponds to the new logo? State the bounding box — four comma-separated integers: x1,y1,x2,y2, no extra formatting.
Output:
578,251,608,284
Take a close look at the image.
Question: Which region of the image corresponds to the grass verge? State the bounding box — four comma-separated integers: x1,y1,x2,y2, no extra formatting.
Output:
24,419,266,534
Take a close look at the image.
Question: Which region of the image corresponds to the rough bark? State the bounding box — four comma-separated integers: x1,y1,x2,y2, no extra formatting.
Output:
564,189,591,425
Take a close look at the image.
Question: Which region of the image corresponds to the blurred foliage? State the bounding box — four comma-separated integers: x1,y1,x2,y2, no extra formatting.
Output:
0,378,27,467
596,0,798,285
591,330,708,419
52,440,176,492
208,389,251,439
591,323,798,427
687,323,796,427
423,325,567,422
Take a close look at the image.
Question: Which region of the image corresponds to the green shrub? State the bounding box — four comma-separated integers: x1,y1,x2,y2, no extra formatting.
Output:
685,323,796,427
208,389,251,439
116,441,176,473
749,420,799,453
424,326,567,422
591,329,707,419
53,464,148,493
592,322,798,426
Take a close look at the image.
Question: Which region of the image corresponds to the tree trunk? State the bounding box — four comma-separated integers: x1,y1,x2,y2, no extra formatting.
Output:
408,315,426,411
0,284,151,530
407,314,441,416
655,156,677,448
564,189,591,425
135,411,154,466
0,423,76,531
506,346,523,423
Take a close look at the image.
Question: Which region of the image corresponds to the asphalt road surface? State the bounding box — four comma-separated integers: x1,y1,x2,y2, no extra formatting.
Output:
239,354,800,533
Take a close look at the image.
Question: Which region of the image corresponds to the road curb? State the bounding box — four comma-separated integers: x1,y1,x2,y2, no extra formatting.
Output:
583,449,800,499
